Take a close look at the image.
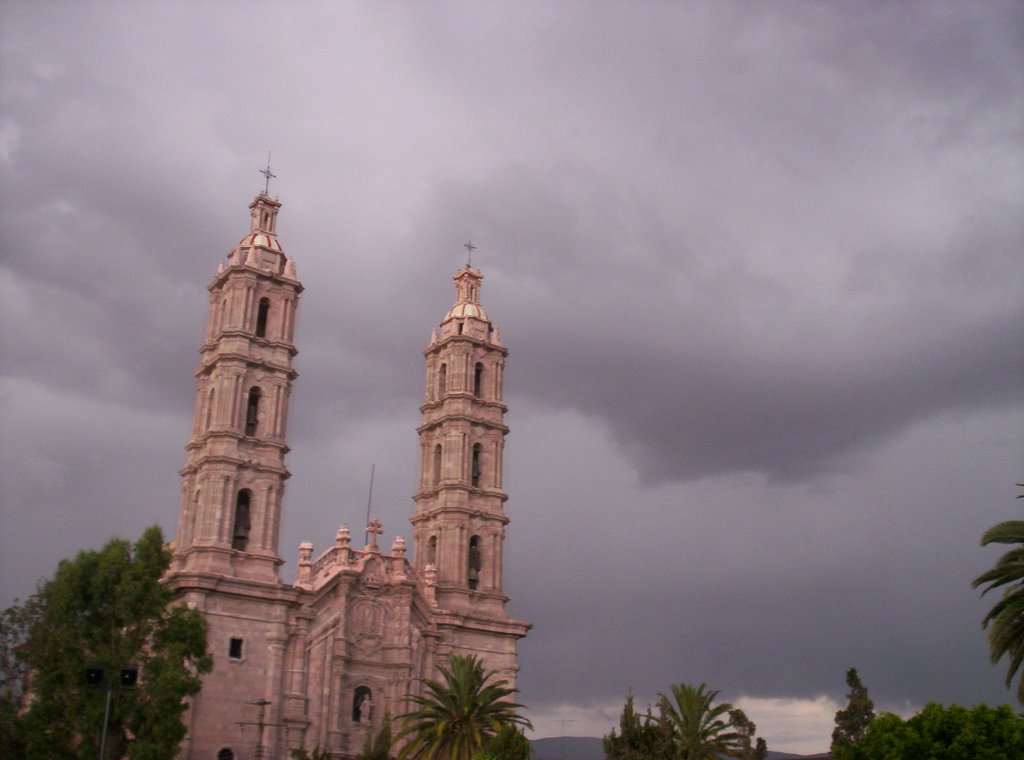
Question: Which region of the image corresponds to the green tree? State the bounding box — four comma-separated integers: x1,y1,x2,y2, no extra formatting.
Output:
357,715,394,760
472,724,532,760
659,683,741,760
831,702,1024,760
728,708,767,760
2,526,211,759
973,485,1024,704
604,693,672,760
0,593,42,757
831,667,875,753
396,655,531,760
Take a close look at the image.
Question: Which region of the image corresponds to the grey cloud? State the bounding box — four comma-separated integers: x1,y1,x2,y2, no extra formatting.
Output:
2,2,1022,749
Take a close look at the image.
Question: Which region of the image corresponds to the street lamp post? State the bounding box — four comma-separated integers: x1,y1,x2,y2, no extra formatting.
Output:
86,666,138,760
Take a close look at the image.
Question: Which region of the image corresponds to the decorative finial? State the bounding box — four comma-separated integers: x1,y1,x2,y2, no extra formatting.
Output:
258,151,276,195
464,241,477,268
366,518,383,549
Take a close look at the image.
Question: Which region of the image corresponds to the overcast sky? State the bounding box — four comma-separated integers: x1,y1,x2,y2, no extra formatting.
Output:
1,1,1022,754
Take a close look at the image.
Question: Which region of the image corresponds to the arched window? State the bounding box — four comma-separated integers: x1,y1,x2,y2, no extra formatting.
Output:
245,387,261,436
255,298,270,338
438,363,447,396
232,490,251,551
468,536,481,590
427,536,437,566
433,444,442,485
353,686,373,723
204,387,215,429
217,749,235,760
473,362,483,397
471,444,482,488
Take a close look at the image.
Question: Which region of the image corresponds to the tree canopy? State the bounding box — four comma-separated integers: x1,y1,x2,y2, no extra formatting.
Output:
603,693,673,760
604,685,759,760
728,708,767,760
396,655,530,760
831,667,875,753
973,485,1024,704
0,526,211,759
831,702,1024,760
471,724,533,760
661,683,741,760
356,716,394,760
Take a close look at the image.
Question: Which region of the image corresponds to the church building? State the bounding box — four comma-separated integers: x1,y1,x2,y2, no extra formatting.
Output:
165,191,530,759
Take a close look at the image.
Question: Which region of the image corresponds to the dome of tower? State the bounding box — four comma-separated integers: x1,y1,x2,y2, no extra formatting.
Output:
234,230,283,253
444,301,488,321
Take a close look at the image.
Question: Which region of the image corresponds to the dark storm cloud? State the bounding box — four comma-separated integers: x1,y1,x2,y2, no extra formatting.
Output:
428,160,1022,483
2,1,1022,751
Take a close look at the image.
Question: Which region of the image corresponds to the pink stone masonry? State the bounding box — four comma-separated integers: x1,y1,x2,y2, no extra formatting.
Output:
166,196,529,759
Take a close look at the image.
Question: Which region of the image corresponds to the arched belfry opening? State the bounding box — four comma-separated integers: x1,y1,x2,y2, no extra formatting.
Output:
433,444,442,485
471,444,482,488
438,363,447,396
245,387,261,436
474,362,484,397
255,297,270,338
204,387,216,429
468,535,481,590
232,490,252,551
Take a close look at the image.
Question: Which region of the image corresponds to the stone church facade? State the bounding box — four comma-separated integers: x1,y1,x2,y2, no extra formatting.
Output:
165,192,530,759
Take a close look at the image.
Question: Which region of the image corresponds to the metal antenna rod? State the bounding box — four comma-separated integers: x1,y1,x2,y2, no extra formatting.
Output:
364,463,376,543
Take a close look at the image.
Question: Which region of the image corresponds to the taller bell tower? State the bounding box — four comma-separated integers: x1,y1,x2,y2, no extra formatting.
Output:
168,192,304,760
171,192,302,584
412,264,512,616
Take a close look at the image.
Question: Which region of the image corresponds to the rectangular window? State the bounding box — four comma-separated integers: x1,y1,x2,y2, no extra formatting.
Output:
228,637,244,660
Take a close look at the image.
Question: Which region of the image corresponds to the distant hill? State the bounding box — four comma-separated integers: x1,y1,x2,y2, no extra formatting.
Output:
531,736,602,760
529,736,830,760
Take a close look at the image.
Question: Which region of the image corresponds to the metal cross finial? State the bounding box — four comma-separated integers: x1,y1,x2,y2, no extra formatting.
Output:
258,151,276,195
464,241,477,267
365,517,383,550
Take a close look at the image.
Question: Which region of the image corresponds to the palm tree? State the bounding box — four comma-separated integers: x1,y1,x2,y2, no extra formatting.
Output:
659,683,741,760
973,488,1024,704
396,655,531,760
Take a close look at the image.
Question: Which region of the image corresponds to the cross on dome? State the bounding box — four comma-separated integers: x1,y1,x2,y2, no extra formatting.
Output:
365,518,383,549
258,151,276,195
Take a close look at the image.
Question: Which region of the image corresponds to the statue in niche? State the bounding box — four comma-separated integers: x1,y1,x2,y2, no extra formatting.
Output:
352,686,373,723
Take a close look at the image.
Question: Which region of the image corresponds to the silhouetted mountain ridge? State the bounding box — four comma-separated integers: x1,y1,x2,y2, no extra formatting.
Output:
529,736,830,760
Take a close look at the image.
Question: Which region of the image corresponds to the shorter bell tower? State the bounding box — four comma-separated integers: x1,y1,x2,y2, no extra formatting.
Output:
412,264,511,615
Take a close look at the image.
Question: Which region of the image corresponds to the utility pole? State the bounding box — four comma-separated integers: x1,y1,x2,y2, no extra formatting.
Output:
253,699,269,760
238,698,287,760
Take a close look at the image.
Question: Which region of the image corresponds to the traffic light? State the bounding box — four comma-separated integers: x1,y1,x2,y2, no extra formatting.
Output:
86,666,104,686
120,667,138,687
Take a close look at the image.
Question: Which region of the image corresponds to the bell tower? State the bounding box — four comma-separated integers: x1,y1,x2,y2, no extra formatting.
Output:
412,264,511,614
171,192,302,583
